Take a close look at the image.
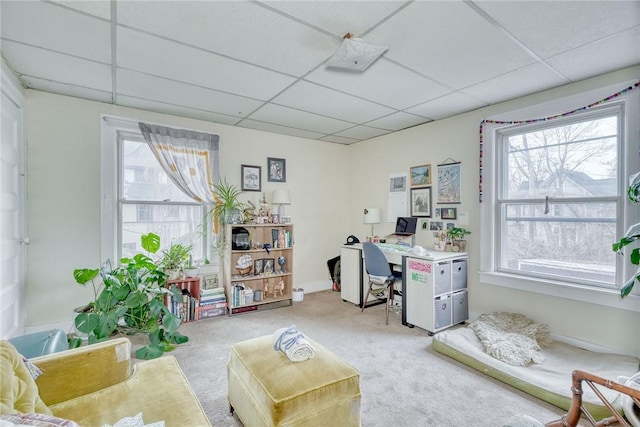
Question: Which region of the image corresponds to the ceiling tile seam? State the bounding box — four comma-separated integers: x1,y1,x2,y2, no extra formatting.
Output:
250,0,343,40
12,72,112,96
0,55,28,89
358,0,415,39
43,0,111,23
239,101,361,130
321,123,392,140
236,117,347,141
0,38,112,68
115,23,305,80
111,0,118,104
463,0,570,83
115,65,269,104
116,92,246,121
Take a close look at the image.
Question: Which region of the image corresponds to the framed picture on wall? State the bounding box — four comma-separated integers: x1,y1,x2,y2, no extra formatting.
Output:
267,157,286,182
441,207,457,220
410,164,431,186
410,186,432,217
437,162,461,204
241,164,261,191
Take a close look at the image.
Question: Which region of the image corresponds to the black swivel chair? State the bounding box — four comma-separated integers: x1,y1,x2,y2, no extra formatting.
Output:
361,242,402,325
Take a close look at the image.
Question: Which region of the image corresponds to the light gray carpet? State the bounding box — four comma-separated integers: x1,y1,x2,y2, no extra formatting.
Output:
166,290,566,426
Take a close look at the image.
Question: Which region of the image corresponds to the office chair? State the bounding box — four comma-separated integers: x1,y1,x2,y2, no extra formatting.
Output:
361,242,402,325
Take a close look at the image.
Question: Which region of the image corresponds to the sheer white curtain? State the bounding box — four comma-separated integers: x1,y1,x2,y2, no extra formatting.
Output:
139,122,220,203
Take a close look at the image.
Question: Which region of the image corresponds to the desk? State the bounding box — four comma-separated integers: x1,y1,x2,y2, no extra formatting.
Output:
340,243,468,334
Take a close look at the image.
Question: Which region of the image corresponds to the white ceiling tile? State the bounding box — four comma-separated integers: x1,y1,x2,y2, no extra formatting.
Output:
1,0,111,63
272,81,396,123
546,27,640,82
248,104,354,134
117,69,264,118
406,92,487,120
366,112,431,131
333,126,391,140
2,40,112,91
117,28,297,101
20,76,113,104
117,96,241,127
367,1,536,88
475,1,640,59
261,1,407,37
117,1,336,76
306,59,450,109
462,63,568,105
51,0,111,20
318,135,360,145
238,120,325,140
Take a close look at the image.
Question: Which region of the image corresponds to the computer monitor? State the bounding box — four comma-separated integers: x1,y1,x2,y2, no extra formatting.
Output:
394,217,417,235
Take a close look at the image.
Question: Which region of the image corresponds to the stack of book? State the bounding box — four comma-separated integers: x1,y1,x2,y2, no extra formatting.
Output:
197,287,228,319
168,289,199,322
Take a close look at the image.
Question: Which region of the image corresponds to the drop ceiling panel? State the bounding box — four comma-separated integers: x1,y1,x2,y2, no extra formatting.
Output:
2,41,112,92
117,69,264,118
116,1,336,76
475,1,640,59
462,63,568,105
333,125,391,140
117,27,296,101
248,104,354,134
1,1,111,63
366,112,431,132
51,0,112,20
271,81,396,123
406,92,487,120
368,1,537,89
546,27,640,82
117,96,242,127
238,120,326,140
306,59,451,110
20,76,113,104
319,135,359,145
261,1,407,37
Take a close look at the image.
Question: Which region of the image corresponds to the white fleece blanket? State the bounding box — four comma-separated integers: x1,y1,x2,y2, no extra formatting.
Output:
272,325,316,362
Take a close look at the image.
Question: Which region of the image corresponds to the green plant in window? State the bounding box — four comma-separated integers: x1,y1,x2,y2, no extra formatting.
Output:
159,242,192,272
612,171,640,298
73,233,188,359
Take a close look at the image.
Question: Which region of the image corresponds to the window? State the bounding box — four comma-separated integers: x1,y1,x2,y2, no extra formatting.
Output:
480,81,639,309
119,137,206,260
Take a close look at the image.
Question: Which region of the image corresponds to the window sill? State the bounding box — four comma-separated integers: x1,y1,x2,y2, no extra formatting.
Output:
479,271,639,313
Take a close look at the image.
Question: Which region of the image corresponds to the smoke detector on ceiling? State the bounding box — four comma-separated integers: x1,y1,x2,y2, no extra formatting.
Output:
326,33,388,72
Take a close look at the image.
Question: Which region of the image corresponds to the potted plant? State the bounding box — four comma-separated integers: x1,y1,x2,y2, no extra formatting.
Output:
613,171,640,298
183,254,200,278
73,233,188,359
446,227,471,252
159,242,192,279
211,178,246,228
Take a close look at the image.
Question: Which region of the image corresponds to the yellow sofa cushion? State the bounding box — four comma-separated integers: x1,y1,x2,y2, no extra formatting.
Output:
0,340,52,415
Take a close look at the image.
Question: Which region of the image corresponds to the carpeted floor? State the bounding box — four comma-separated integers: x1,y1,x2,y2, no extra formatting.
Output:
164,290,566,426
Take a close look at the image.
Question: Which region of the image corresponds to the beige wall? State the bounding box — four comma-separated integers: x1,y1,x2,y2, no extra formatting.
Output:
25,66,639,355
348,66,640,356
24,91,351,329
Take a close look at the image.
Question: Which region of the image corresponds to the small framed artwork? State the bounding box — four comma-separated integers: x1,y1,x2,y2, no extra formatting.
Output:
267,157,286,182
410,164,431,186
241,164,261,191
437,162,461,204
410,186,432,217
441,207,457,220
253,259,264,275
280,216,291,224
263,258,275,274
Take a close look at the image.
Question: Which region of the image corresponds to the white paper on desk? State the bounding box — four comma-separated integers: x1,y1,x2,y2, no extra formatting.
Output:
387,172,408,222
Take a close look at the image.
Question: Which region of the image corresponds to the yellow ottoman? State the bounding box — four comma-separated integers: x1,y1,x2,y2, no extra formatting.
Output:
228,335,361,426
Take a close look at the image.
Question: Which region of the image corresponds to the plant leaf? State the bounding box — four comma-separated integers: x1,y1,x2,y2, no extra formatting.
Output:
135,345,164,360
162,313,181,334
75,312,100,334
73,269,99,285
141,233,161,254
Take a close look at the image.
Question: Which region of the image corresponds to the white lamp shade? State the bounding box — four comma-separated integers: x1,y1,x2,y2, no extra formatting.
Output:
272,190,291,205
363,208,381,224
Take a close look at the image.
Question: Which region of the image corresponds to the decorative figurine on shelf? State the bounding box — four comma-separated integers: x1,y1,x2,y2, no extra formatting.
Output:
277,256,286,273
243,200,257,223
263,281,270,298
274,279,284,297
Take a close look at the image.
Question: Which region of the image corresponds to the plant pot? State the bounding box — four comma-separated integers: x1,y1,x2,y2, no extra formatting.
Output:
453,240,466,252
167,269,181,280
183,267,200,278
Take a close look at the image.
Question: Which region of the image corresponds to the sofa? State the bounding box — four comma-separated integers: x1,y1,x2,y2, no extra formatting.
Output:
0,337,211,426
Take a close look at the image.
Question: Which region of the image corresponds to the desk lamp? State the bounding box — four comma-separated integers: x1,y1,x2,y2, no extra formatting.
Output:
363,208,381,239
272,190,291,218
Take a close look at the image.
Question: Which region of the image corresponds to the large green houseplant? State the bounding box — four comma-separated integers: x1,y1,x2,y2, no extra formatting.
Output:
211,178,246,228
612,171,640,298
73,233,188,359
159,242,192,278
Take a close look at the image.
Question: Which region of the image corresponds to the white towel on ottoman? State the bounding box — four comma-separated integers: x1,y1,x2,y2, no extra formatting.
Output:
272,325,316,362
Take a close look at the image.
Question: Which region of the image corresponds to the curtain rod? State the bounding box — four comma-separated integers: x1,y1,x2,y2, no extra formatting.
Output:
101,114,220,137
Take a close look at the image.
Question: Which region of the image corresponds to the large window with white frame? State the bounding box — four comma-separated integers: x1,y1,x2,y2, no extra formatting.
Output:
100,117,211,264
480,81,639,309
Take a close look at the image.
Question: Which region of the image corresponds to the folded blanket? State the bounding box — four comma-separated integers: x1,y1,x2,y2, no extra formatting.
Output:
272,326,316,362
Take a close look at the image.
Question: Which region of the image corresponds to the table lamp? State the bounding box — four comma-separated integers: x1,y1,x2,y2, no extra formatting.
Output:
363,208,381,238
272,190,291,218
